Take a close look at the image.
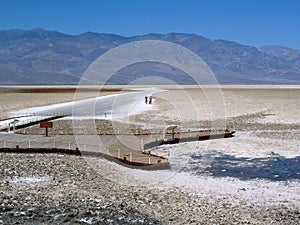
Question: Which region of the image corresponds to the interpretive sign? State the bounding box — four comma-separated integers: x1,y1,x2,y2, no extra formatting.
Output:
40,122,53,136
40,122,53,128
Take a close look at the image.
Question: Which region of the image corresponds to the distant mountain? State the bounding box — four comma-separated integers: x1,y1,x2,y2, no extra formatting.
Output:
260,45,300,61
0,28,299,84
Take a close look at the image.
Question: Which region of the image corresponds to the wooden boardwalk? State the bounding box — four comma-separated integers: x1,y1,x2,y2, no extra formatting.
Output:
0,129,235,170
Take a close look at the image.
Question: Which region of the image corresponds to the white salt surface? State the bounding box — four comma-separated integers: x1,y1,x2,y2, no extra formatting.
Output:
0,116,51,131
3,88,161,126
8,176,50,186
192,131,300,158
85,156,300,209
12,88,160,118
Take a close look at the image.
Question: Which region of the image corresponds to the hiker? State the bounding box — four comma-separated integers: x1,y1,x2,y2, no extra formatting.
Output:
149,96,152,104
145,96,148,104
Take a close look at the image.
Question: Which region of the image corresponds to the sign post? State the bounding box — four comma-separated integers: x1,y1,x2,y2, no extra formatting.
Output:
40,122,53,137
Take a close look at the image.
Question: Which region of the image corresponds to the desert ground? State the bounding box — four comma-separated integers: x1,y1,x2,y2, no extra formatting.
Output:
0,85,299,224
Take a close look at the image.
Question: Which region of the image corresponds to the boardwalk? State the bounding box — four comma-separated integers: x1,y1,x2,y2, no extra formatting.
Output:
0,133,170,169
0,128,234,170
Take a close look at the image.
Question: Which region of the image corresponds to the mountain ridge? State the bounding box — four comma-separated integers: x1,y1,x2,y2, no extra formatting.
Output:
0,28,299,84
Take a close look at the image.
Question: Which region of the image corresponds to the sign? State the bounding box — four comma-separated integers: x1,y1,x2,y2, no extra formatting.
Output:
40,121,53,128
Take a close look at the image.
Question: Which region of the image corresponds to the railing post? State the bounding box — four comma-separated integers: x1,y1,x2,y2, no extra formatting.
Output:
53,140,56,148
141,138,144,153
129,152,132,162
117,149,120,158
28,140,31,148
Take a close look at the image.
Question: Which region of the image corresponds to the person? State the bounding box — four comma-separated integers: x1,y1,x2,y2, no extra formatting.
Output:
145,96,148,104
149,96,152,104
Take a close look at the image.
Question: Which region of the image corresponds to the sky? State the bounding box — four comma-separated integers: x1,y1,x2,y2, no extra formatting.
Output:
0,0,299,49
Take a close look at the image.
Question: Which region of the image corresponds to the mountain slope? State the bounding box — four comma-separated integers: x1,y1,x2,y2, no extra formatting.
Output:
0,29,299,84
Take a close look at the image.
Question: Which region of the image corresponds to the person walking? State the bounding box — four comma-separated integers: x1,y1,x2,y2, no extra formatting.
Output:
145,96,148,104
149,96,152,104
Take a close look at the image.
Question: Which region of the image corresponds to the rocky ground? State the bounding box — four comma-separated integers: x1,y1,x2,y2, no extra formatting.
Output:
0,153,299,225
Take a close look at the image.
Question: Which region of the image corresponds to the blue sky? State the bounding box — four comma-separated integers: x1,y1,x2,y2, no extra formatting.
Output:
0,0,299,49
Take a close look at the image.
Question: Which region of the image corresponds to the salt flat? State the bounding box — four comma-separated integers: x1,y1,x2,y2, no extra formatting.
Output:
0,85,299,224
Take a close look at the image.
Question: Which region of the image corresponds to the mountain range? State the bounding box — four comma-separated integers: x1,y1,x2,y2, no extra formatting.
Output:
0,28,299,85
